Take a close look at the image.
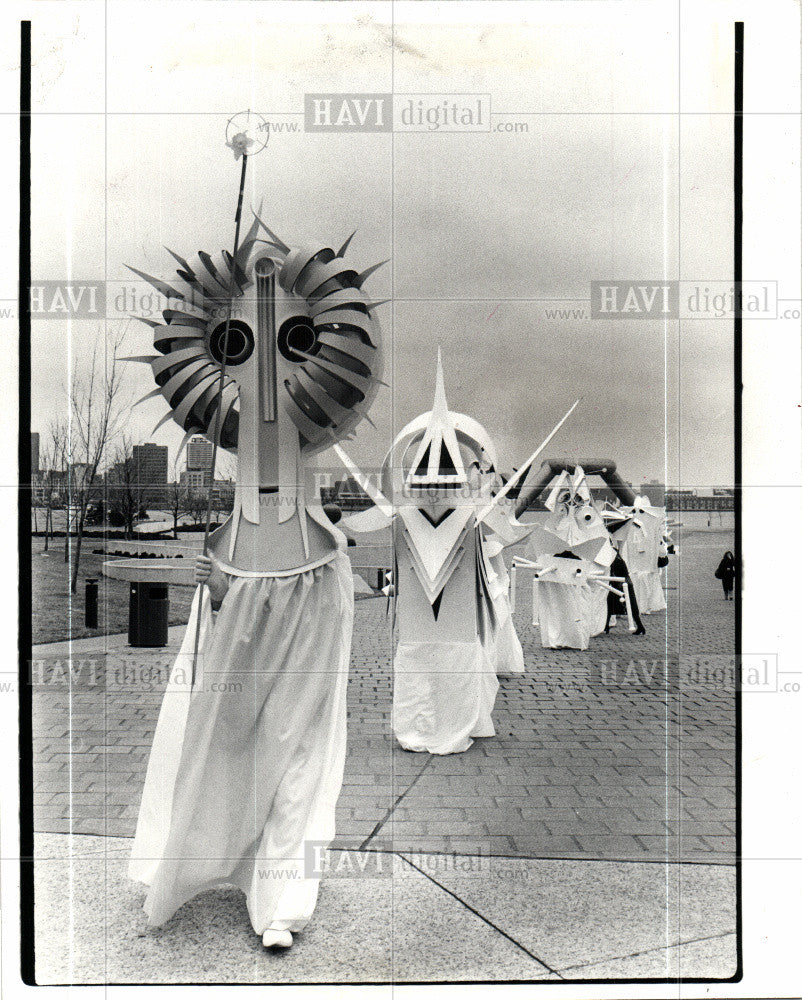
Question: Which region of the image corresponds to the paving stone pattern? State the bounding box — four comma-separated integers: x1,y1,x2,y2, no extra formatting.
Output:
32,530,736,863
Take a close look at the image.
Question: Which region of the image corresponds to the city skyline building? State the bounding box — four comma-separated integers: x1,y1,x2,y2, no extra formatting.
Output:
131,442,168,506
186,435,214,488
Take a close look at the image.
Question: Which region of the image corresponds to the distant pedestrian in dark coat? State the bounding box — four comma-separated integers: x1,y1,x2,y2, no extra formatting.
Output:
605,550,646,635
714,551,737,600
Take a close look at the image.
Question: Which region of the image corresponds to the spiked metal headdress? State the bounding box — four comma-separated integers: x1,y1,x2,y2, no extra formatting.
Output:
126,215,386,461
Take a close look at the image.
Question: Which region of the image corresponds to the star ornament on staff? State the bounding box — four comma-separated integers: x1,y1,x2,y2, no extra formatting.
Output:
225,109,270,159
183,114,269,636
227,131,255,160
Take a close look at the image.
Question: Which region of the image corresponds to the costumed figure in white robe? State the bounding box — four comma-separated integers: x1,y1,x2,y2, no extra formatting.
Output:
126,217,385,947
525,466,618,649
465,460,526,677
594,506,646,635
483,545,526,676
619,495,669,614
337,353,549,754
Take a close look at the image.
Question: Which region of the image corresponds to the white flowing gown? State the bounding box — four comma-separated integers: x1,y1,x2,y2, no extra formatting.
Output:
129,548,353,936
624,533,667,614
392,639,498,755
536,582,592,650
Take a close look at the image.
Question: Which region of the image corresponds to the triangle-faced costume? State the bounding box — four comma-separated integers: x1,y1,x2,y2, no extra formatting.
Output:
340,353,532,754
126,220,385,940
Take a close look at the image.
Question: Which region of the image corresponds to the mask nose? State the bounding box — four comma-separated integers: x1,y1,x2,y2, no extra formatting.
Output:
254,256,278,422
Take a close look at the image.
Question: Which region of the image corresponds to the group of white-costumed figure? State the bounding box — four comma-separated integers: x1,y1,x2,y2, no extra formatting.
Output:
124,202,673,948
519,468,674,651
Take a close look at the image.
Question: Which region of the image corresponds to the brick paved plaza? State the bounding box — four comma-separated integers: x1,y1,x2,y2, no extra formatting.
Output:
32,528,735,861
30,527,737,982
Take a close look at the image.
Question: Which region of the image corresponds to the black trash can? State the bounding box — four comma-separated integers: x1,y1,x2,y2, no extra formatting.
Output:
128,582,169,647
85,577,99,629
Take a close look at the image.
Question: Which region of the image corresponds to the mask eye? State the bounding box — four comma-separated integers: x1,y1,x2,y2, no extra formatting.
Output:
277,316,318,363
209,319,254,366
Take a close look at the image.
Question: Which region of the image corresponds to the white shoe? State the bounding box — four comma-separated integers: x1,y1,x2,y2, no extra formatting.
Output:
262,928,293,949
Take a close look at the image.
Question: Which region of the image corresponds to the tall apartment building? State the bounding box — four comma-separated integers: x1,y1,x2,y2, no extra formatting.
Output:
186,435,214,488
132,442,168,506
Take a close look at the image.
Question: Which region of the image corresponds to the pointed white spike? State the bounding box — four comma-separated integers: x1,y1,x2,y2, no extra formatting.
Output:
478,398,581,524
131,315,160,329
164,246,194,275
125,264,185,302
358,410,377,430
333,443,393,518
365,299,390,313
356,260,389,287
337,230,357,258
175,428,196,461
253,212,290,254
410,348,466,485
433,347,447,413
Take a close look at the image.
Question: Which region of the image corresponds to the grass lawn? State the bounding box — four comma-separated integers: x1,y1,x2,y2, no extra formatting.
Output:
31,538,195,645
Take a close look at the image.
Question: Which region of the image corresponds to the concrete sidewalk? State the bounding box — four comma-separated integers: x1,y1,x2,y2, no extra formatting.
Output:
33,832,736,983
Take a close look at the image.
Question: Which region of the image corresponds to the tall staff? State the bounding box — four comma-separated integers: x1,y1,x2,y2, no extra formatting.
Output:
191,135,251,686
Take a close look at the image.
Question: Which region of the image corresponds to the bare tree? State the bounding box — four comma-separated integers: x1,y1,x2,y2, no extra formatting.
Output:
38,419,68,553
106,434,148,540
212,453,236,524
66,328,130,592
185,487,210,529
166,459,190,539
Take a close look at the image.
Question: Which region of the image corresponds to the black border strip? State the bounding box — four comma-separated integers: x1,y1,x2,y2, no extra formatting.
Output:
19,18,35,988
733,17,744,985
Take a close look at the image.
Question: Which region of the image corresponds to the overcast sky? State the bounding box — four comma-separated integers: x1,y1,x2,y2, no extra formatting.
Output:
26,0,735,488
